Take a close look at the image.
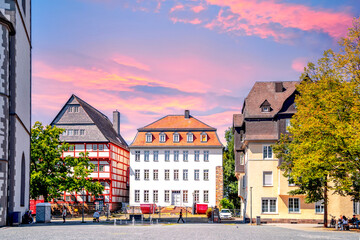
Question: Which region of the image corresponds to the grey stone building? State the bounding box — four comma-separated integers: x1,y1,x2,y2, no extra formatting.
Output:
0,0,31,226
51,95,130,210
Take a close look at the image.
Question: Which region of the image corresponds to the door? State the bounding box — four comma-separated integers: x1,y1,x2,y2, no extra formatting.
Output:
172,191,181,206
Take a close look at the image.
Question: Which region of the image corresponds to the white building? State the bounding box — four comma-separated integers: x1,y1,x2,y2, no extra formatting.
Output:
129,110,223,208
0,0,31,226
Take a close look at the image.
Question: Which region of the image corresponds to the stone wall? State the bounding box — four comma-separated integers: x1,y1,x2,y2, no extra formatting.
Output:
215,166,223,207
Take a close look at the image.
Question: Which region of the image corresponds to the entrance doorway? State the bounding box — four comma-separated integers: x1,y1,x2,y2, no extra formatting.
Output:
172,191,181,206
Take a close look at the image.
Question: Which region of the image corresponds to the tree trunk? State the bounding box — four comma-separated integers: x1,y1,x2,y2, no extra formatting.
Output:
324,182,328,228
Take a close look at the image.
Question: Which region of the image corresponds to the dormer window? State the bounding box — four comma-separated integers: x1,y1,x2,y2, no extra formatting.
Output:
200,132,207,143
260,100,271,113
159,132,166,143
146,133,153,143
187,132,193,143
173,132,180,143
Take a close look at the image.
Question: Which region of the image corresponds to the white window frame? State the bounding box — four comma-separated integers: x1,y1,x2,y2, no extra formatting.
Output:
354,201,360,215
183,169,188,181
194,190,199,203
315,201,324,214
183,151,188,162
200,132,207,142
144,190,149,202
144,169,149,181
187,132,193,143
204,169,209,181
135,151,140,161
153,151,159,162
135,169,140,180
263,145,273,159
263,171,273,186
165,150,170,161
146,133,152,143
194,150,200,161
203,190,209,203
153,190,158,203
194,169,200,181
173,133,180,143
153,169,158,181
80,129,85,135
289,198,300,213
262,106,270,112
174,169,179,181
204,151,209,162
144,151,150,162
74,106,79,113
174,151,179,161
165,169,170,180
261,198,277,214
135,190,140,202
285,118,291,133
159,133,166,143
68,106,73,113
165,190,170,202
183,190,188,203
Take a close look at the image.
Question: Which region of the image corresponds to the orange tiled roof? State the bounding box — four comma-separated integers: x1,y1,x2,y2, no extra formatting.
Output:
139,115,215,130
131,131,222,147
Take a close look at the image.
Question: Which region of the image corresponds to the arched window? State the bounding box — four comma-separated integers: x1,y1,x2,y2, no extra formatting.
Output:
187,132,193,143
20,152,25,207
200,132,208,143
159,132,166,143
173,132,180,143
145,132,153,143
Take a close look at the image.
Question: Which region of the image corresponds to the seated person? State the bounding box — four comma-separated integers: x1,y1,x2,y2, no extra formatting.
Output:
93,211,100,222
342,216,349,230
22,210,33,224
351,215,359,229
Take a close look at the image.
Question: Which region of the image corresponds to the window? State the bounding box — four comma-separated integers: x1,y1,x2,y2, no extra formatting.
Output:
204,151,209,162
74,106,79,112
99,165,104,172
285,118,291,132
194,190,199,203
173,133,180,143
262,198,277,213
99,144,104,151
144,169,149,180
174,151,179,161
144,190,149,202
22,0,26,14
242,175,246,188
165,169,170,180
165,151,170,161
74,129,79,135
159,133,166,143
200,132,207,142
68,145,74,151
146,133,152,143
289,198,300,213
174,169,179,180
262,106,270,112
263,171,273,186
203,190,209,203
135,190,140,202
68,106,73,112
204,169,209,181
80,129,85,135
315,201,324,214
153,169,158,180
183,169,188,181
165,190,170,202
144,151,150,162
135,170,140,180
183,151,188,162
187,132,193,143
153,190,158,203
153,151,159,162
240,153,244,165
194,150,200,161
194,170,200,180
183,190,188,203
135,151,140,161
263,145,273,159
288,175,295,186
94,165,98,172
93,144,97,151
354,202,360,215
68,129,74,136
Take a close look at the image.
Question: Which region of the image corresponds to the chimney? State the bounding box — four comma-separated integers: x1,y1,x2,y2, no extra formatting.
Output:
275,82,284,92
113,110,120,135
185,110,190,119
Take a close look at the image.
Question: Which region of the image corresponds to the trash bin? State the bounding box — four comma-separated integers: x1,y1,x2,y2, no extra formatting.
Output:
256,216,261,225
36,202,52,223
10,212,21,226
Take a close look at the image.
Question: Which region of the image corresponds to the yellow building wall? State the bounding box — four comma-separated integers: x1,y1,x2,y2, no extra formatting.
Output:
245,142,354,222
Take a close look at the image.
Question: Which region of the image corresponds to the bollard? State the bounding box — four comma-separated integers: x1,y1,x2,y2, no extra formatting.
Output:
141,215,143,225
125,220,127,225
114,219,116,226
132,217,135,226
120,219,122,225
157,219,159,224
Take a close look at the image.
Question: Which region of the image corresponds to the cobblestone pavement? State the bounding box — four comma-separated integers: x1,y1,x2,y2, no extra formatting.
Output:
0,222,359,240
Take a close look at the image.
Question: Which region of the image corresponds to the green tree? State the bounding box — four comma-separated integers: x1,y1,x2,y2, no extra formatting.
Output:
273,18,360,227
220,198,235,209
223,127,241,208
30,121,104,202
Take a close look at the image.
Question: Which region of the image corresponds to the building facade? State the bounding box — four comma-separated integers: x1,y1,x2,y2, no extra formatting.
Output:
0,0,31,226
51,95,130,210
129,110,223,208
233,81,353,223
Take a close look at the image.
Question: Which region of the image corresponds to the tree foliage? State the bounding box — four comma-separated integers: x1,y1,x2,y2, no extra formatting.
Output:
223,127,240,208
273,18,360,226
30,122,104,202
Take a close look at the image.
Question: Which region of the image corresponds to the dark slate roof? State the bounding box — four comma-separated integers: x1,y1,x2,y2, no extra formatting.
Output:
242,81,298,118
51,94,128,149
74,95,128,149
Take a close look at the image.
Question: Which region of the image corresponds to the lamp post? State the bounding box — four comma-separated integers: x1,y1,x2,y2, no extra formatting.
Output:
192,191,195,215
250,187,253,225
81,186,85,223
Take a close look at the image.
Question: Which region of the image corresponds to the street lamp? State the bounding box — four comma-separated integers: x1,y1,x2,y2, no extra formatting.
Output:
81,186,85,223
250,187,253,225
192,191,195,215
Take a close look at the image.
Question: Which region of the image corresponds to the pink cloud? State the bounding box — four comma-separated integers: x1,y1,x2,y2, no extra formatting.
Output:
191,5,205,13
204,0,353,39
170,17,202,25
112,55,150,71
170,4,184,13
291,57,308,73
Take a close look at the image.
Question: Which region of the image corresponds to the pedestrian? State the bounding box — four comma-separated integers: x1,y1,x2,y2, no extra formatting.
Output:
62,207,67,223
177,209,185,223
93,211,100,222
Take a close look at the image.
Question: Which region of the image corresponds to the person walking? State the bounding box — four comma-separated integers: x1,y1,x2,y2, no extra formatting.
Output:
62,207,67,223
177,209,185,223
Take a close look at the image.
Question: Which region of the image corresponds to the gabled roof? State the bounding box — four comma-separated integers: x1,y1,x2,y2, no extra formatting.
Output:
138,115,216,131
242,81,298,118
51,94,128,149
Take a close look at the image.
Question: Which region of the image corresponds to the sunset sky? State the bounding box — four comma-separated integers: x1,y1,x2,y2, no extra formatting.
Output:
33,0,360,145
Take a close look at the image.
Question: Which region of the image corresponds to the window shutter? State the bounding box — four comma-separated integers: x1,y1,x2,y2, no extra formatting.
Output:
263,172,272,186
